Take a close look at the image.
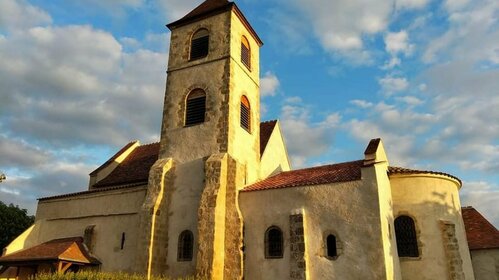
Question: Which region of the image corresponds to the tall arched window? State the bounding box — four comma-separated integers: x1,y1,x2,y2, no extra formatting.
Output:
241,36,251,69
240,95,251,132
185,89,206,126
326,234,337,258
177,230,194,261
394,215,419,257
265,226,283,258
190,29,209,60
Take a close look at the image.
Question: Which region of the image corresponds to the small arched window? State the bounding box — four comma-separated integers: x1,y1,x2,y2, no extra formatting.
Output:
177,230,194,261
190,29,209,60
240,95,251,131
326,234,337,258
185,89,206,126
265,226,283,258
394,215,419,257
241,36,251,69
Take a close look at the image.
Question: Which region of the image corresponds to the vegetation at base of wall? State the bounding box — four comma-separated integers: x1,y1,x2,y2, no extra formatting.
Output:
31,272,197,280
0,200,35,252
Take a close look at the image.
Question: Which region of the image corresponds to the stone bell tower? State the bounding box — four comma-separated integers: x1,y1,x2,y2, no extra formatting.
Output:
135,0,263,279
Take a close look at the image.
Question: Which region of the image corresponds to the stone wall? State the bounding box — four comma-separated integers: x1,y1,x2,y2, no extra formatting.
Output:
440,221,465,280
289,213,306,280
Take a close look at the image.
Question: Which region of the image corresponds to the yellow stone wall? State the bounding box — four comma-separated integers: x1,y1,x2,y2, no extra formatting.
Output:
239,175,391,280
4,186,147,272
390,175,475,280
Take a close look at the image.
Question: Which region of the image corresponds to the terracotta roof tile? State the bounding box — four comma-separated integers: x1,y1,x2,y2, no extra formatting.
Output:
388,166,462,186
260,120,277,156
243,160,364,192
462,206,499,250
0,237,100,264
92,142,160,188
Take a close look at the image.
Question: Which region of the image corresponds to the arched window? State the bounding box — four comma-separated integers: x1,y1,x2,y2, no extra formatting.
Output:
240,95,251,131
177,230,194,261
326,234,337,258
190,29,209,60
394,215,419,257
265,226,283,258
185,89,206,126
241,36,251,69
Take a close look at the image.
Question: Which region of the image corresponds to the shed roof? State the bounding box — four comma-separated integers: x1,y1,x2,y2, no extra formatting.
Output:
462,206,499,250
0,237,100,265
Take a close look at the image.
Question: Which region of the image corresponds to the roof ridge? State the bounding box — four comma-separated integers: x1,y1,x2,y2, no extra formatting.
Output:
139,141,160,147
283,159,364,174
261,119,278,124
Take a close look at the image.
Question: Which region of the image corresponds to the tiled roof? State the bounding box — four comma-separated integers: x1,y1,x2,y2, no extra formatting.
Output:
92,142,160,188
38,183,146,201
462,206,499,250
388,166,462,186
0,237,100,264
243,160,364,192
260,120,277,156
167,0,232,28
89,141,137,176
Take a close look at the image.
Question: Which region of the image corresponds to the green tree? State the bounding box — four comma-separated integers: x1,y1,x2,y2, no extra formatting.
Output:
0,201,35,253
0,172,5,183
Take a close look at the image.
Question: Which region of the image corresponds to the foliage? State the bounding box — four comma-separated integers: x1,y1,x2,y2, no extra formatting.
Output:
0,201,35,252
31,271,196,280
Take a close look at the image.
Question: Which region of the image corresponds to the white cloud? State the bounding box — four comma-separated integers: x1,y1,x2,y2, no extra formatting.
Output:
0,0,51,31
350,99,374,109
290,0,393,62
260,72,280,97
385,31,414,56
157,0,201,21
279,100,340,167
396,0,430,9
378,75,409,94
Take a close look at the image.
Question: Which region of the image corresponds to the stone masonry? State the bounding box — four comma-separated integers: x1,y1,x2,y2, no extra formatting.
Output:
440,221,465,280
290,213,307,280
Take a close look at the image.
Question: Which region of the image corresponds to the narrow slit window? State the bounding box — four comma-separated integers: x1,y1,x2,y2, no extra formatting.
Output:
241,36,251,69
395,216,419,257
265,226,283,258
190,29,209,60
178,230,194,261
240,95,251,132
185,89,206,126
326,234,337,258
120,232,125,250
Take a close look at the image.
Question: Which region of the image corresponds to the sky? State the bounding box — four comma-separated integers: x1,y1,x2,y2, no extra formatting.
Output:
0,0,498,227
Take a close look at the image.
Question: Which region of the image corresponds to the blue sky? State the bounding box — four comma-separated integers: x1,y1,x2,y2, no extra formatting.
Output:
0,0,498,227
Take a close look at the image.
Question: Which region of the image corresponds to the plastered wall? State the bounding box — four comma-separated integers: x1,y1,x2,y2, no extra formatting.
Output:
470,249,499,280
239,175,390,280
259,122,291,179
5,186,147,272
390,175,474,280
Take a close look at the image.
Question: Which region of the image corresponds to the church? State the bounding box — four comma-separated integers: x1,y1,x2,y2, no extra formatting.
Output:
1,0,498,279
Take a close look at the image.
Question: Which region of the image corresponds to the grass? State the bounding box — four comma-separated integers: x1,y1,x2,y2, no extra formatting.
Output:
31,271,197,280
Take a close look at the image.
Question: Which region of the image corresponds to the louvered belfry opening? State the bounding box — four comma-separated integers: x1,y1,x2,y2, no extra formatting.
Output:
241,36,251,69
395,215,419,257
177,230,194,261
185,89,206,126
190,29,209,60
240,95,251,131
265,226,283,258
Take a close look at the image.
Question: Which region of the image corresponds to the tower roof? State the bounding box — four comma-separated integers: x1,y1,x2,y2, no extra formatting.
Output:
167,0,263,46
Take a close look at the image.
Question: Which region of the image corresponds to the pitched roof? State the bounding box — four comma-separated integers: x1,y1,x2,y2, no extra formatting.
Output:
462,206,499,250
39,183,146,201
89,141,137,176
0,237,100,265
167,0,232,29
388,166,462,186
260,120,277,156
92,142,160,188
243,160,364,192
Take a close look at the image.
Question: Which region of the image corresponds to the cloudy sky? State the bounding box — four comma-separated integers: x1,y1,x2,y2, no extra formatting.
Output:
0,0,498,227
